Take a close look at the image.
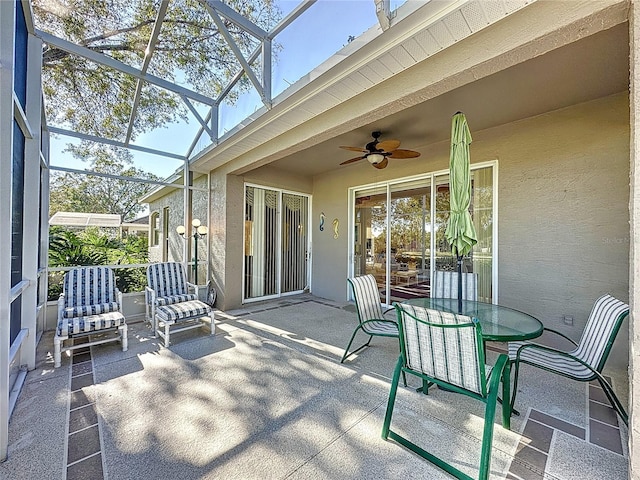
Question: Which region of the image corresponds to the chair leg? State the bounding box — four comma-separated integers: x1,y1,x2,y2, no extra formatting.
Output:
340,326,371,363
501,361,511,430
479,387,500,480
509,359,522,412
164,322,171,348
54,335,62,368
382,357,403,440
120,324,128,352
596,376,629,426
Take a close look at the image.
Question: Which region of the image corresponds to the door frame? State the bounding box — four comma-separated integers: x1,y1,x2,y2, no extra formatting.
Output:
348,160,498,304
242,183,312,304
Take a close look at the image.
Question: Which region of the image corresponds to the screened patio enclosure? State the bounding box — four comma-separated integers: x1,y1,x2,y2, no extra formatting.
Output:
3,0,640,474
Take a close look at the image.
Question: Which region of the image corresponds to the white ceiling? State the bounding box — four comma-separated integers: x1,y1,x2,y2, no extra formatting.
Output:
259,23,629,177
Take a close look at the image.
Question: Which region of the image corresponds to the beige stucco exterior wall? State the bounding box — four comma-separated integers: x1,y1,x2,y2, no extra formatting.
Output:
147,175,208,283
312,93,630,365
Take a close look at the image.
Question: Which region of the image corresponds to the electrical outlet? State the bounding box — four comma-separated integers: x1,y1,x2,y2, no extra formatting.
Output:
562,315,574,326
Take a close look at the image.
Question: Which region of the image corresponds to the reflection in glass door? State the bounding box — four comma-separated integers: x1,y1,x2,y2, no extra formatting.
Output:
351,163,495,305
244,185,310,301
390,180,431,297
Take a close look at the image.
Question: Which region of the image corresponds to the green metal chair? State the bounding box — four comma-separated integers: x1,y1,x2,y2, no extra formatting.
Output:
382,303,511,480
509,294,629,426
341,274,400,363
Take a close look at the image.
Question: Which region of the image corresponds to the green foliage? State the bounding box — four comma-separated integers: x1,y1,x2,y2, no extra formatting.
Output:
34,0,282,140
48,226,150,300
49,145,160,221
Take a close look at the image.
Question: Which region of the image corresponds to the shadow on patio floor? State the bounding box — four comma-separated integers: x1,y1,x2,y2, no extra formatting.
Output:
0,294,628,480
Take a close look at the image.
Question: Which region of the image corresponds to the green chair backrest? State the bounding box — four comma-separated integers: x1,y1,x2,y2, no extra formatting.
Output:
396,303,487,396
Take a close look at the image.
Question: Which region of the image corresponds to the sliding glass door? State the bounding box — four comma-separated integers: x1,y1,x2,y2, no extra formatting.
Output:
244,185,310,301
352,163,496,305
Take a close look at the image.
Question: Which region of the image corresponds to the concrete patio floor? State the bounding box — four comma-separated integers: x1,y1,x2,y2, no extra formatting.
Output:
0,294,629,479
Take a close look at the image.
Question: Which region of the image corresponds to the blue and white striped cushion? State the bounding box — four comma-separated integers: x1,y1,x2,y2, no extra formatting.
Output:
432,271,477,301
63,267,118,308
57,311,125,337
399,304,483,394
64,302,120,319
147,262,189,298
156,294,198,306
156,300,211,323
509,294,629,379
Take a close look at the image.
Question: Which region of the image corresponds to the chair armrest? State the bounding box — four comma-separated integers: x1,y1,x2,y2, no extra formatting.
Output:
116,288,123,311
57,294,65,322
145,286,156,304
542,327,578,347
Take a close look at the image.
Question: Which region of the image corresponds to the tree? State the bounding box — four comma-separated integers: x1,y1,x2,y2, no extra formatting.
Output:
34,0,283,140
49,145,161,220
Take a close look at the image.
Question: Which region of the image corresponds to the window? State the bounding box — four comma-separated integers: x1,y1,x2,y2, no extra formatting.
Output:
150,212,160,246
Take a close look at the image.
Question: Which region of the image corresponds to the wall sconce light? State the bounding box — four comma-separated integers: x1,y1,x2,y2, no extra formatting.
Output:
177,218,208,283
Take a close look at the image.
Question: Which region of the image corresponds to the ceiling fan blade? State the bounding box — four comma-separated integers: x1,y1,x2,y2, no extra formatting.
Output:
340,155,366,165
373,158,389,169
339,145,368,153
376,140,400,152
388,149,421,159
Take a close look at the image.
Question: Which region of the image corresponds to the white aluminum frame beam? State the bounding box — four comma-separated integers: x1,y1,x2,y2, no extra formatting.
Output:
35,29,216,106
0,0,16,463
49,126,186,161
207,0,267,39
125,0,169,145
186,0,317,158
180,95,215,140
204,5,268,106
50,165,185,188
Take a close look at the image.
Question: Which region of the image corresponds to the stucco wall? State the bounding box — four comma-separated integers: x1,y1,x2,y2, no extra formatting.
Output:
147,175,209,283
312,93,630,365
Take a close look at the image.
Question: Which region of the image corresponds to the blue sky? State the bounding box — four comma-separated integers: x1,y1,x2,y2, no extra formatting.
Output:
50,1,406,178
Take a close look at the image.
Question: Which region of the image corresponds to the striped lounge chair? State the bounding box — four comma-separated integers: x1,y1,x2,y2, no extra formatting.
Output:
54,266,128,368
146,262,213,347
383,303,511,480
341,274,400,363
432,270,478,300
509,294,630,426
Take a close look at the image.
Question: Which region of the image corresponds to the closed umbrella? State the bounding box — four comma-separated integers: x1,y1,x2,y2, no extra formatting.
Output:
444,112,477,312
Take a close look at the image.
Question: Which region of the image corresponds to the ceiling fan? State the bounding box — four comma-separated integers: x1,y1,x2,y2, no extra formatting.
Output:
339,131,421,169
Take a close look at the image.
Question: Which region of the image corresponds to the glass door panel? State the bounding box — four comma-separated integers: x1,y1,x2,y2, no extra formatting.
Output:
355,186,388,304
434,166,494,302
389,180,431,302
472,167,494,302
244,186,310,301
244,186,279,300
281,193,309,294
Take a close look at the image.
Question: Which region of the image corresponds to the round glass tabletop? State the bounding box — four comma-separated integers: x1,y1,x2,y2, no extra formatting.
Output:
402,298,543,342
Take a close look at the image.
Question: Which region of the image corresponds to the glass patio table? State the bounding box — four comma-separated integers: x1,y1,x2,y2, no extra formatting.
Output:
402,298,543,342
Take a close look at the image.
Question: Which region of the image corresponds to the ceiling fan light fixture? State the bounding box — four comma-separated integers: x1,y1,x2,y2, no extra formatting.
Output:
367,153,385,165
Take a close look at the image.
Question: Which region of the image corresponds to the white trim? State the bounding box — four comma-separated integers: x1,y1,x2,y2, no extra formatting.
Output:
21,30,44,371
0,0,16,461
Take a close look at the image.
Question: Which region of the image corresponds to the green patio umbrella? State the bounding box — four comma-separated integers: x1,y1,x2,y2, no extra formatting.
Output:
444,112,477,311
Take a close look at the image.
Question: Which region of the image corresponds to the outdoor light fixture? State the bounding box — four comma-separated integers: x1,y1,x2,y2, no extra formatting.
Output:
177,219,208,282
366,153,385,165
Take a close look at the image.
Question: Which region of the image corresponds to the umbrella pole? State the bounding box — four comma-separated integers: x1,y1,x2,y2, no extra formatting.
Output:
457,254,463,313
